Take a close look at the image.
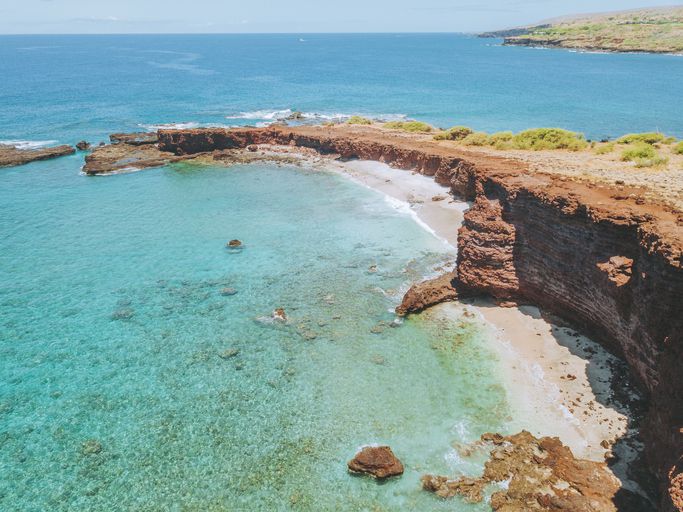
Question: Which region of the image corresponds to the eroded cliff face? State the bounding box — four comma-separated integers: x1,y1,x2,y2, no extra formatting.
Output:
157,126,682,510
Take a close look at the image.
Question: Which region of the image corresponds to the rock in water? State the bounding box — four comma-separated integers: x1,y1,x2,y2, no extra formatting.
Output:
421,431,622,510
396,272,458,316
0,143,75,168
226,239,243,250
220,287,238,296
348,446,404,479
76,141,91,151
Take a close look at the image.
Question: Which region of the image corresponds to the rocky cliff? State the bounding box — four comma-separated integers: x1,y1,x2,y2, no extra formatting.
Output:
152,125,682,510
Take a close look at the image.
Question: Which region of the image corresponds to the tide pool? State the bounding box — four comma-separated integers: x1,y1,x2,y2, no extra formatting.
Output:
0,159,509,510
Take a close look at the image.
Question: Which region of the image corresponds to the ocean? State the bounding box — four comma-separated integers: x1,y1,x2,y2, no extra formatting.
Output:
0,33,676,510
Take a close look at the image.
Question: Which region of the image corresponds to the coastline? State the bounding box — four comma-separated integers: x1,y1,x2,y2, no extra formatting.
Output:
52,124,683,508
323,157,638,463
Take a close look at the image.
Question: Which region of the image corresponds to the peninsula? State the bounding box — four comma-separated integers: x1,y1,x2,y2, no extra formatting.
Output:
482,6,683,54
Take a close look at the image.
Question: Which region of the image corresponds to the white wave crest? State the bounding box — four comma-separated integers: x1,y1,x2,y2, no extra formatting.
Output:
226,109,293,120
0,139,58,150
225,109,408,124
138,122,201,132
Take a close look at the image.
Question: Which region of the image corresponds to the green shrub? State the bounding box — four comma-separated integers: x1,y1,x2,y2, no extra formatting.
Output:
347,116,373,125
617,132,667,145
461,132,491,146
620,143,668,167
674,141,683,155
433,126,473,141
512,128,588,151
634,156,669,168
383,121,433,133
595,142,615,155
621,143,657,162
489,131,514,150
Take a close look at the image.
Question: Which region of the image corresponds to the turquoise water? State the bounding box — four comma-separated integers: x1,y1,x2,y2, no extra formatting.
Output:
0,158,508,510
2,33,676,510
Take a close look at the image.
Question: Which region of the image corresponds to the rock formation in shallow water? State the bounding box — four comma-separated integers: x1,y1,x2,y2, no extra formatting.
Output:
422,431,626,511
347,446,404,479
0,143,75,168
396,271,459,316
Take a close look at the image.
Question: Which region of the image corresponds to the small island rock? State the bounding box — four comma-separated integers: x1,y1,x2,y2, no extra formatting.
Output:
348,445,404,479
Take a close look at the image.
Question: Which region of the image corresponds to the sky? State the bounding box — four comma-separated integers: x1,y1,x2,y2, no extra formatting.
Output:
0,0,681,34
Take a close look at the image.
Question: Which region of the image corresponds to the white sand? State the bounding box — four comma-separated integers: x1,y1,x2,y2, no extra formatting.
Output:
327,159,631,463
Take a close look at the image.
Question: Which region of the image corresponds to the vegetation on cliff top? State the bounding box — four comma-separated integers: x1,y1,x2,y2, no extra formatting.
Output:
433,126,473,141
435,127,588,151
499,7,683,54
621,143,669,168
383,121,433,133
432,125,680,168
346,116,373,125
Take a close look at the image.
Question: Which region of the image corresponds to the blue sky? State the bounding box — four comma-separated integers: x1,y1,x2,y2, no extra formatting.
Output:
1,0,681,34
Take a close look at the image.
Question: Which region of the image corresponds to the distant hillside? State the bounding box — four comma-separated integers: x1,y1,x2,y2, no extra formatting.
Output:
481,6,683,54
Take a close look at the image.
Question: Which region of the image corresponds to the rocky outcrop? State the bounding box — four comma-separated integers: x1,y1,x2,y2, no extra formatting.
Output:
348,446,404,479
110,132,158,145
422,431,627,511
83,142,192,175
97,125,683,509
0,143,75,168
396,271,459,316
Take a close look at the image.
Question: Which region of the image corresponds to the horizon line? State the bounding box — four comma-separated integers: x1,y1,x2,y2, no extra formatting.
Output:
0,31,480,36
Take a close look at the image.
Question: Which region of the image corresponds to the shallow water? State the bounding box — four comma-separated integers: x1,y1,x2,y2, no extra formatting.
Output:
0,159,511,510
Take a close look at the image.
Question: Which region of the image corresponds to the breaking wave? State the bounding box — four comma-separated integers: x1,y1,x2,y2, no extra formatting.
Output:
0,140,58,150
225,109,408,125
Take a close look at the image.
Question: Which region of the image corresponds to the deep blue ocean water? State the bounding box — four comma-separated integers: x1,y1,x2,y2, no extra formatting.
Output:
0,34,680,510
1,33,682,144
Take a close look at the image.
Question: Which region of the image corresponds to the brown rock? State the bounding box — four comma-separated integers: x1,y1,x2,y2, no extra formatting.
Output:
109,132,158,145
423,431,621,511
76,140,91,151
83,141,191,175
0,143,75,168
396,272,458,316
227,239,242,248
348,446,404,479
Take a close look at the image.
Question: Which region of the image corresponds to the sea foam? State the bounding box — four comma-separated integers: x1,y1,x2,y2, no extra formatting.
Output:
0,140,58,150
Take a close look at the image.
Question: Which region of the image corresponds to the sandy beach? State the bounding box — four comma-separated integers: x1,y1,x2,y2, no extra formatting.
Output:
328,158,638,466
